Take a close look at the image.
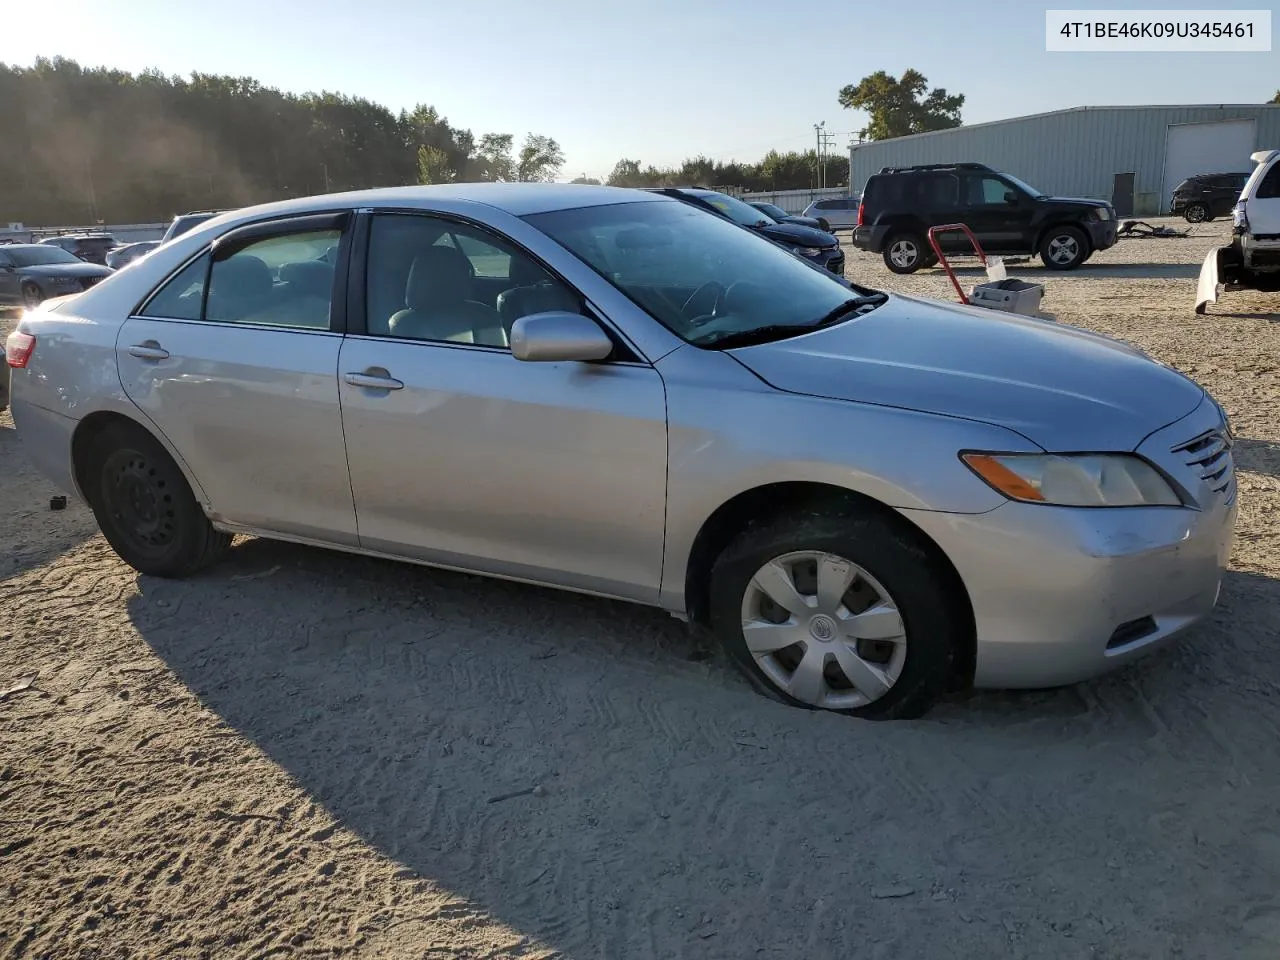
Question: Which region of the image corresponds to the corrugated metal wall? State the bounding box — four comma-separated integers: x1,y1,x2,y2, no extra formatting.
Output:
848,106,1280,215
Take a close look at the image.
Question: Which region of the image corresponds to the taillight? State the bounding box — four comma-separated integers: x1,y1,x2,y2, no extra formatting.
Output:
5,330,35,369
856,201,865,227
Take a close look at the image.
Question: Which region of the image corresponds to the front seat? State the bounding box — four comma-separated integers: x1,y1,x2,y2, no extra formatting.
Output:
206,254,274,322
388,246,507,347
495,256,580,337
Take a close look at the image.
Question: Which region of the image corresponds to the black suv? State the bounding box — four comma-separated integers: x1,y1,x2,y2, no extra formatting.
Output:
1170,172,1250,223
647,187,845,276
853,162,1117,273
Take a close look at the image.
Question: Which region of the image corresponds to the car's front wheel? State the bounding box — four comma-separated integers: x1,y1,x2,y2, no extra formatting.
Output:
708,510,961,720
1183,202,1209,223
883,233,925,274
1038,226,1088,270
86,420,231,578
21,282,43,310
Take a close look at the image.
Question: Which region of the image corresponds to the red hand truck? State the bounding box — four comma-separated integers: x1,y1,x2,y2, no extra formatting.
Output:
926,223,990,306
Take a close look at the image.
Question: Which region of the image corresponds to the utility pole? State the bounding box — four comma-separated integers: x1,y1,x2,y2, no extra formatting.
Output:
813,121,826,188
819,128,838,187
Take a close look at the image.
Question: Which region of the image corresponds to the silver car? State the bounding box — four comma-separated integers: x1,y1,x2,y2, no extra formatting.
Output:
5,184,1236,720
802,195,861,230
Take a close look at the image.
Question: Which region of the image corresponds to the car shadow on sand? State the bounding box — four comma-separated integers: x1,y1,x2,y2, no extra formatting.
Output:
126,536,1280,958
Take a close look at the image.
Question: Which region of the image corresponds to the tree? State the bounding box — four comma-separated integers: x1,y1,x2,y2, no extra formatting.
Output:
606,158,643,187
837,69,964,140
570,175,601,185
516,134,565,182
1271,90,1280,103
416,145,454,184
472,133,515,182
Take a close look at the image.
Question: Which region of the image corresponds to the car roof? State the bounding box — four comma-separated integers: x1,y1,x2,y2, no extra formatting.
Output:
3,244,61,252
211,183,665,223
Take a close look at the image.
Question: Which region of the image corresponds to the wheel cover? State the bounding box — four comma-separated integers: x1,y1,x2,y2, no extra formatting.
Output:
102,450,178,551
889,240,918,268
1047,234,1080,264
739,550,908,710
1187,205,1206,222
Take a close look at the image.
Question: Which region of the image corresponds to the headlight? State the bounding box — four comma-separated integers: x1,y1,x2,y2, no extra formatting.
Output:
961,453,1181,507
1094,207,1112,221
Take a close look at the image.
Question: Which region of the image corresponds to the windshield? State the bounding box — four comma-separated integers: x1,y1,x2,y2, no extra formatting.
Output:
697,191,775,227
6,246,81,266
525,199,882,348
167,213,216,241
755,203,789,219
1002,173,1045,198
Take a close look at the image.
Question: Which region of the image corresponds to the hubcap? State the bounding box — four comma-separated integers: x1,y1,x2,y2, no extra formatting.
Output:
104,452,177,551
1048,235,1079,264
890,240,918,267
1187,205,1205,222
740,550,908,710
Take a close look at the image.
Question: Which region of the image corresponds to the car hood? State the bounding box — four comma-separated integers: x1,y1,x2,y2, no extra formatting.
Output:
728,293,1204,451
781,215,824,229
21,262,113,278
757,220,837,247
1038,195,1108,208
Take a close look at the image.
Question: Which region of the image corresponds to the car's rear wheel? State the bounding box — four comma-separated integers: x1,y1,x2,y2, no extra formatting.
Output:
708,510,960,720
1038,226,1088,270
1183,203,1209,223
86,421,231,578
21,282,43,310
883,233,925,274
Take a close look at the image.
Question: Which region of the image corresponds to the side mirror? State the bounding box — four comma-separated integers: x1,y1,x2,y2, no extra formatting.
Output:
510,311,614,363
1004,191,1019,205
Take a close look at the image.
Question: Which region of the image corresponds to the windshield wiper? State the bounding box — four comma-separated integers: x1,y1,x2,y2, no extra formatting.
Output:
695,296,886,350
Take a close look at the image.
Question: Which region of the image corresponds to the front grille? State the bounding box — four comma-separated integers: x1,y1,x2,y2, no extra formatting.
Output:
1172,427,1235,504
80,276,103,290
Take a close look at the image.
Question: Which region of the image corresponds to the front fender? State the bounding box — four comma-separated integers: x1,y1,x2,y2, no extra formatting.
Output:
654,344,1041,611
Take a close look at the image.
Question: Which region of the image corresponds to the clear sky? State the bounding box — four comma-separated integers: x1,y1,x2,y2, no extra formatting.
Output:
2,0,1275,181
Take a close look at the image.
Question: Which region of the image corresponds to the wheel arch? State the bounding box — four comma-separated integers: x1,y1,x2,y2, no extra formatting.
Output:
70,408,212,511
681,480,977,689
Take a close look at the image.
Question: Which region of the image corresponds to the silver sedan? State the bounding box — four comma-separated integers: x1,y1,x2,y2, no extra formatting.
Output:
5,184,1237,719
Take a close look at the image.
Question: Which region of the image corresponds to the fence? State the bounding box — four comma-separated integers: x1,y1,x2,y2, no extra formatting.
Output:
720,187,853,215
0,222,167,245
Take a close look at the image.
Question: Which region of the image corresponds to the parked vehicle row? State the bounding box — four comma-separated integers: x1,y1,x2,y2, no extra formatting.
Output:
6,182,1236,721
648,187,845,276
0,244,113,310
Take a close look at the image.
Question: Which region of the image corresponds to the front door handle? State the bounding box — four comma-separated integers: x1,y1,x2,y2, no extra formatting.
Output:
127,342,170,361
344,370,404,390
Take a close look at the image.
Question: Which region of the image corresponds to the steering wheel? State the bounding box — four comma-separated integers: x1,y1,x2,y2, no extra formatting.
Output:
681,281,725,326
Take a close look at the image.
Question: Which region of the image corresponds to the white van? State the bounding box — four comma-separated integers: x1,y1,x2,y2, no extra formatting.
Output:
1195,149,1280,314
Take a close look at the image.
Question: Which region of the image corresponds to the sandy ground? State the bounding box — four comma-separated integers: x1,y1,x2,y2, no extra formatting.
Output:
2,217,1279,960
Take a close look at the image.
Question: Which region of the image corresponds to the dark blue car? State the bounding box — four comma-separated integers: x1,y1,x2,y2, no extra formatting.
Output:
647,187,845,277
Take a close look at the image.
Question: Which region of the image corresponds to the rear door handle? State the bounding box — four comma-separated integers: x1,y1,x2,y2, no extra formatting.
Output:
344,371,404,390
127,342,170,361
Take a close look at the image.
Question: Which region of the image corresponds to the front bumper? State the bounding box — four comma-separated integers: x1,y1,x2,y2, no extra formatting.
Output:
904,395,1236,689
1087,219,1118,252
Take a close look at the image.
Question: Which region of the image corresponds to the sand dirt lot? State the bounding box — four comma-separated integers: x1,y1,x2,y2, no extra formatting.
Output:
2,218,1279,960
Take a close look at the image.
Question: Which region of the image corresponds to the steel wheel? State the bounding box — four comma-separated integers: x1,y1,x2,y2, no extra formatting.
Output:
99,448,179,556
739,550,907,710
1183,203,1208,223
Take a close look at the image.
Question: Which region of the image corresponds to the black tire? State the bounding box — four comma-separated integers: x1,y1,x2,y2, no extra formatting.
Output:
883,233,925,274
85,420,231,577
21,282,43,310
708,509,962,721
1038,225,1088,270
1183,203,1208,223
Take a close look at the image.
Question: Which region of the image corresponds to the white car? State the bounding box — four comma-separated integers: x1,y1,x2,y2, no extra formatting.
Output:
1196,149,1280,313
802,196,861,230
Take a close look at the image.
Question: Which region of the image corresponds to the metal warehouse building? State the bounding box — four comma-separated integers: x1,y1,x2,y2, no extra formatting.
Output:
847,105,1280,216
